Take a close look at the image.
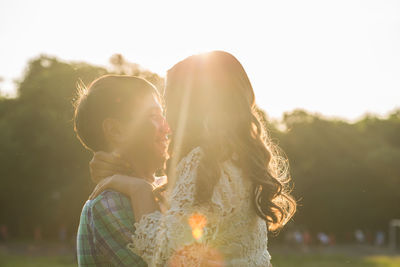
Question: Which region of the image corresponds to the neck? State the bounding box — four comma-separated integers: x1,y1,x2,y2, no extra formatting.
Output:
127,152,156,183
134,168,155,183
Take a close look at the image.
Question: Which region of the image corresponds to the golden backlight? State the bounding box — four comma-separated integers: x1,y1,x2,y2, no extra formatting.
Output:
188,213,207,240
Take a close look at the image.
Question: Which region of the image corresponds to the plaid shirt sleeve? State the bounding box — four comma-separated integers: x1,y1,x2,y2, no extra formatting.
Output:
91,191,147,267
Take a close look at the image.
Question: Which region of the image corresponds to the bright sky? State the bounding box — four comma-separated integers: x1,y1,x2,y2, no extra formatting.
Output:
1,0,399,120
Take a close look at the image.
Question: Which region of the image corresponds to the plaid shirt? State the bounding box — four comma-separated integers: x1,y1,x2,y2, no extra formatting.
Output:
77,190,147,267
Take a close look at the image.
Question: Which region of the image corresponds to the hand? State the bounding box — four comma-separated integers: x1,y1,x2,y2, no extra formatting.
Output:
89,174,152,200
89,151,133,184
88,174,160,221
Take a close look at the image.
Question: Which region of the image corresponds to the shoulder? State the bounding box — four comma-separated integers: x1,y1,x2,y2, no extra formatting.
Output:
187,146,203,159
92,190,130,206
176,146,203,171
90,190,134,221
167,147,204,204
173,146,204,184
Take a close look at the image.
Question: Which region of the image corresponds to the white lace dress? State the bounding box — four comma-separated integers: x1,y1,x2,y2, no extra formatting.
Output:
128,147,271,266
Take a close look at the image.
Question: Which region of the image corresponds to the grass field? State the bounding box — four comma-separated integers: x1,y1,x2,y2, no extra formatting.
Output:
0,254,75,267
272,253,400,267
1,253,400,267
1,244,400,267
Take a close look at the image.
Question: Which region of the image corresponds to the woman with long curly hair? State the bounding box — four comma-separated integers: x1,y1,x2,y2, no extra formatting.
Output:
89,51,296,266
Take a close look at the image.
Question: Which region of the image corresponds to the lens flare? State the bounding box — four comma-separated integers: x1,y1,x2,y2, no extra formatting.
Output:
188,213,207,240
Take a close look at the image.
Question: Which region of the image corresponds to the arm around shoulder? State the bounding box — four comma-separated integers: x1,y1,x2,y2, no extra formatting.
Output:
91,191,148,267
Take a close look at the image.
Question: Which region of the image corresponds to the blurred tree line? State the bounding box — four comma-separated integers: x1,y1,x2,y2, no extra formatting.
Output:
273,109,400,239
0,55,399,241
0,55,163,240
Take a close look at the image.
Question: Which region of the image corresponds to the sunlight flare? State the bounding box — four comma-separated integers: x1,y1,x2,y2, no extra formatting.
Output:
189,213,207,240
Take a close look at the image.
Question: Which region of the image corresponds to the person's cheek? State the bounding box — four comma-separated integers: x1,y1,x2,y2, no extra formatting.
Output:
130,119,156,148
146,119,158,139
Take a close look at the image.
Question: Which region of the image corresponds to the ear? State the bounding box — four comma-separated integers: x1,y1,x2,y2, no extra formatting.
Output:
103,118,124,145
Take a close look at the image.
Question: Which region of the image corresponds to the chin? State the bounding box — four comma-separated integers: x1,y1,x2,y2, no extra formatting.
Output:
152,155,167,173
150,145,167,167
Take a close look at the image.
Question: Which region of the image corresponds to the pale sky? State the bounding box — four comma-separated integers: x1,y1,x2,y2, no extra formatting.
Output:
1,0,399,120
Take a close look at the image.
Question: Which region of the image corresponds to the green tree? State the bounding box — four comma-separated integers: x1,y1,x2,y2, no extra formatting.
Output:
0,55,164,238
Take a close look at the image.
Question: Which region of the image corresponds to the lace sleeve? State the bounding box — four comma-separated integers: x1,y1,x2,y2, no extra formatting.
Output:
128,148,270,266
126,211,162,264
128,147,212,266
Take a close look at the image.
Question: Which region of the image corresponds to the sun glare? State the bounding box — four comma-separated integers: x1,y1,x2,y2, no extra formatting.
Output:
188,213,207,241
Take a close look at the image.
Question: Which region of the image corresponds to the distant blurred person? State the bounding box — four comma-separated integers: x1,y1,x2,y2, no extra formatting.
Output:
328,233,336,246
0,224,8,241
294,230,304,245
89,51,296,266
355,229,365,244
317,232,330,245
303,230,312,246
33,226,42,242
375,230,385,246
74,75,170,267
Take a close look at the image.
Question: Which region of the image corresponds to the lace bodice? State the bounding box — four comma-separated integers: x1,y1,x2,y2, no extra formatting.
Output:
128,147,271,266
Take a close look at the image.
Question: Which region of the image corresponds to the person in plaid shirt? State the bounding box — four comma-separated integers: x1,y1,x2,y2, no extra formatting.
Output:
77,191,146,266
73,75,170,266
